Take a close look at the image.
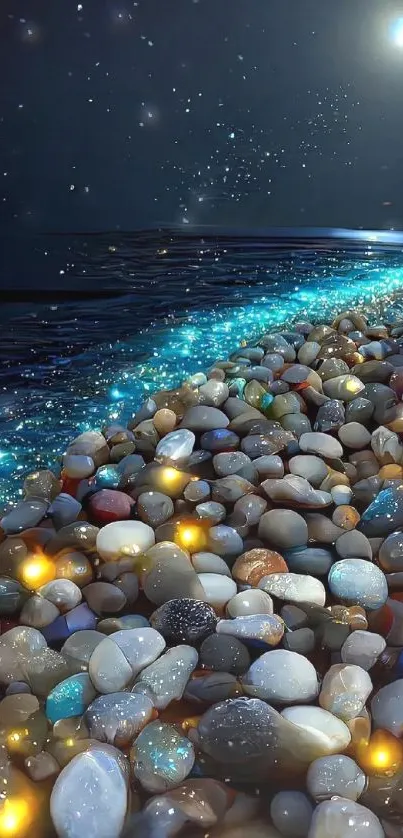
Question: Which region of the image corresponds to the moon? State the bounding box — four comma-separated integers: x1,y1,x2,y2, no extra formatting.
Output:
391,18,403,46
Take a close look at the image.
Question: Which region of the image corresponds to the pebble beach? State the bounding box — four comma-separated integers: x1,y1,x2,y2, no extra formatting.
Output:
2,307,403,837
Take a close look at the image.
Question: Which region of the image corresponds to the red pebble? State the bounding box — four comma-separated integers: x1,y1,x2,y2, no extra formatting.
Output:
88,489,133,524
61,471,82,498
0,619,19,635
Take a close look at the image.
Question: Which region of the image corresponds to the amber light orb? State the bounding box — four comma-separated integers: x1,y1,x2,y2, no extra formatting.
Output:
0,798,32,836
18,551,55,590
174,520,209,553
356,729,403,777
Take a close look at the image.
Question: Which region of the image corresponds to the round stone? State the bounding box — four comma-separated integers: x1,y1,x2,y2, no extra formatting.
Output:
338,422,371,449
155,428,195,462
131,721,195,792
270,791,313,838
306,755,366,802
226,589,274,618
63,454,95,479
319,663,372,720
242,650,319,704
341,630,386,671
152,409,176,435
197,573,237,608
136,491,174,526
85,692,154,747
232,548,288,586
371,679,403,735
258,510,308,550
328,559,388,610
288,455,328,487
379,531,403,572
150,598,218,644
88,490,133,524
200,634,251,675
307,798,384,838
96,520,155,562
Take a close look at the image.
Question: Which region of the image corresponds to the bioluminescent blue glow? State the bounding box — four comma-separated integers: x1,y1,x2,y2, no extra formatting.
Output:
2,255,403,509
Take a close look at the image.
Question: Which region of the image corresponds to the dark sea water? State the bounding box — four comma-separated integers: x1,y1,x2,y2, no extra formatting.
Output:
2,227,403,511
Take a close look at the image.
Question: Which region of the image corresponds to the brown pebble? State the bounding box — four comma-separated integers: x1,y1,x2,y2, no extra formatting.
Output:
232,548,288,586
332,505,360,531
153,408,177,435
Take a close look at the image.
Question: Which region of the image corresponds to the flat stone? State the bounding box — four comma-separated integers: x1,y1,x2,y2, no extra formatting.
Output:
197,573,237,608
299,432,343,459
259,572,326,607
216,614,284,648
289,455,328,487
96,520,155,561
180,406,230,432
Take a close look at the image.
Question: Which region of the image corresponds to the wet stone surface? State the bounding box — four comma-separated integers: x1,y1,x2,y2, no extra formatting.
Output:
1,308,403,837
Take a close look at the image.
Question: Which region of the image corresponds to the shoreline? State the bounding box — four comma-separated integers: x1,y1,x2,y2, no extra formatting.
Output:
1,308,403,836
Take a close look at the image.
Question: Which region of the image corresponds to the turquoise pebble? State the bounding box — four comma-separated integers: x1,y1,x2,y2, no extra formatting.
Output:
46,673,96,724
328,559,388,611
94,465,120,489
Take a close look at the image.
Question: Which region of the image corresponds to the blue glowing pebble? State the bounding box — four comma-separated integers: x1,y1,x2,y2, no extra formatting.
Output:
328,559,388,611
359,486,403,538
46,673,96,724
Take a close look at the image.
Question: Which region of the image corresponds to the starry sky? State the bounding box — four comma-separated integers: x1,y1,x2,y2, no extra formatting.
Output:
2,0,403,234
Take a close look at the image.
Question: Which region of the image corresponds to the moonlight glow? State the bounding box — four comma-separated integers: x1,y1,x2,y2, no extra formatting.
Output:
391,18,403,46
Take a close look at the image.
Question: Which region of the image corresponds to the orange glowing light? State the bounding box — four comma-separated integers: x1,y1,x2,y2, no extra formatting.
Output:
174,521,208,553
356,729,403,776
19,550,55,590
0,798,31,835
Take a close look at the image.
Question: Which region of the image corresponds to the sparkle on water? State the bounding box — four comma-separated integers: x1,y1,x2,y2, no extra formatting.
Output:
2,231,403,511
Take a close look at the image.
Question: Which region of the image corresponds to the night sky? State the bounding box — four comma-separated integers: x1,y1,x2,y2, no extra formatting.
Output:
2,0,403,234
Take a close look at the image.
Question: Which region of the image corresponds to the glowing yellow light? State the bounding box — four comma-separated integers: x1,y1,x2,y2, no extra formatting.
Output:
161,467,183,485
0,799,31,835
356,729,403,776
345,378,361,393
65,738,75,747
174,521,208,553
19,552,55,590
